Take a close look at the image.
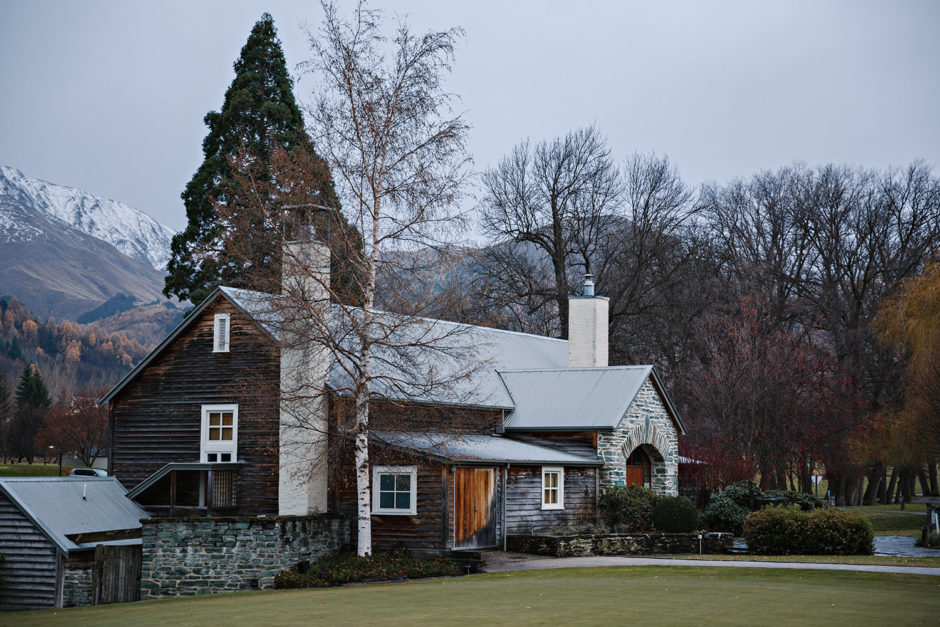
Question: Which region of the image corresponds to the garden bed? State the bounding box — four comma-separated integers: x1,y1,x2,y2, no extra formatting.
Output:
507,532,732,557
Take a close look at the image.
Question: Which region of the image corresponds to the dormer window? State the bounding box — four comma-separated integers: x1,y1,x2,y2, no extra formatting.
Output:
213,313,230,352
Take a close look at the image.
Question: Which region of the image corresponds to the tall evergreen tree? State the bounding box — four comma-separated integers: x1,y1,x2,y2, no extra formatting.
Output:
12,364,51,462
165,13,354,305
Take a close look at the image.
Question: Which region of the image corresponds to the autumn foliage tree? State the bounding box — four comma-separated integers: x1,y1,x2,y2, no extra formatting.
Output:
36,388,109,468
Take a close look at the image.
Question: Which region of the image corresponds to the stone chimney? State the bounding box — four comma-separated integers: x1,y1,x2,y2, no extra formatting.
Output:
278,234,330,515
568,274,609,367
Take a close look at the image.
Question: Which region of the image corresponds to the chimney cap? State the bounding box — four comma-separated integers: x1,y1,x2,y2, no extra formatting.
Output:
582,273,595,297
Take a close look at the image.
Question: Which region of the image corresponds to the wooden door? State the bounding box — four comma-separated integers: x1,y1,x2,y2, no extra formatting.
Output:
454,467,497,548
626,465,646,487
93,545,141,605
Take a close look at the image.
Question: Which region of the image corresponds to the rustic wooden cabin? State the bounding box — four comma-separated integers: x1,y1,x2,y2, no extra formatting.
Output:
102,238,685,553
0,477,145,610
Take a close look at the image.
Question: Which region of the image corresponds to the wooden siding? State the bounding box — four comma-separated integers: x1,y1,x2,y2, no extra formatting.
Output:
109,298,280,516
0,492,59,610
506,432,598,458
505,466,596,534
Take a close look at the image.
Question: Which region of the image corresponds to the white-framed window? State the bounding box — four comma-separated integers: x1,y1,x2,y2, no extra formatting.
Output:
541,466,564,510
213,313,231,352
372,466,417,515
201,404,238,463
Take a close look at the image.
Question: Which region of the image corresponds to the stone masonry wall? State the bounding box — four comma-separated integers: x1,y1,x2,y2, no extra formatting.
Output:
597,377,679,495
507,532,732,557
63,562,94,607
140,514,350,598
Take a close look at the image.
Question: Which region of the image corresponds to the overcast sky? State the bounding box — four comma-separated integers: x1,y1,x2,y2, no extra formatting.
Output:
1,0,938,232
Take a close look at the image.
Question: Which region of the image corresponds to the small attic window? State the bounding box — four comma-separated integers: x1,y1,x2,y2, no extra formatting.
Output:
213,313,231,353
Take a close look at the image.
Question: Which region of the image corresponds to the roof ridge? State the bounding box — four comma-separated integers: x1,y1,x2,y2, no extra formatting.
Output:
499,365,652,373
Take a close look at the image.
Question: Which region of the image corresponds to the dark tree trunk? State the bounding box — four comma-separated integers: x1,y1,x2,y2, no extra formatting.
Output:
928,460,939,496
862,464,882,506
885,467,898,505
877,467,887,503
917,467,930,497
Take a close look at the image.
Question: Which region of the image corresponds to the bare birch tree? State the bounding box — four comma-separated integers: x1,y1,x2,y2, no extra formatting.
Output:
300,0,471,556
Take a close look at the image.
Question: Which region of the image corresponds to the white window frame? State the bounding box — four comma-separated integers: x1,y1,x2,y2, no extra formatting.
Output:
372,465,418,516
213,313,231,353
200,404,238,463
541,466,564,510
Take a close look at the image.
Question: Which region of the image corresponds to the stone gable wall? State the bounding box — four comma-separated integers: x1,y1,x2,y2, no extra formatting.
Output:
140,514,350,598
597,377,679,495
62,562,94,607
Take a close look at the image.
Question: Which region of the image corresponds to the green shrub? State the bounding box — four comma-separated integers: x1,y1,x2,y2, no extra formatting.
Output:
720,480,762,508
274,549,463,589
652,496,699,532
764,489,825,510
598,485,660,531
915,531,940,549
744,506,873,555
701,493,749,535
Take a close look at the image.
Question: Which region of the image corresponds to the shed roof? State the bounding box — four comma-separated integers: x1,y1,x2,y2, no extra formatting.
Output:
499,366,686,433
371,430,603,466
0,477,147,553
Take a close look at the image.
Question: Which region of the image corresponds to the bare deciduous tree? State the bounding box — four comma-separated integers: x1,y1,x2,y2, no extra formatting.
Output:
300,0,471,556
480,126,621,337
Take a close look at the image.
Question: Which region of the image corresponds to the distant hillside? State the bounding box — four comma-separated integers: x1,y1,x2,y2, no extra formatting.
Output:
0,297,151,397
0,166,178,322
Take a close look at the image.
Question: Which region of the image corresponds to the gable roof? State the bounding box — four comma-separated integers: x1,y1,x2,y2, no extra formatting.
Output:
0,477,147,553
499,366,686,434
104,285,569,409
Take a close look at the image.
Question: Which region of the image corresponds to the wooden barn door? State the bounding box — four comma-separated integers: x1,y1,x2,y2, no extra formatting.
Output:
93,545,141,605
454,467,497,549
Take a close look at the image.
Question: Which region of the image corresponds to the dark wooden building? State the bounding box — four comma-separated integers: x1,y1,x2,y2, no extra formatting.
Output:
103,241,684,553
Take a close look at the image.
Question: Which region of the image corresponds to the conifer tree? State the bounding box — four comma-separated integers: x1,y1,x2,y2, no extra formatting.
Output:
165,13,356,305
12,364,51,462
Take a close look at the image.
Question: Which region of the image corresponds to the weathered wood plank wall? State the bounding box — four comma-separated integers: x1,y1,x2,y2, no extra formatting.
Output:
0,493,59,610
505,466,596,534
110,298,280,516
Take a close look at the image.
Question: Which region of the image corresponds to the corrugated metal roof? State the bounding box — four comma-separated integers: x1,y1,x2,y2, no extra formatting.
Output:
371,430,603,466
499,366,653,430
0,477,147,553
221,287,568,409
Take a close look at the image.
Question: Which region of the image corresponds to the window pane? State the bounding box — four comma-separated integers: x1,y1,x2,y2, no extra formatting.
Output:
209,429,220,441
379,492,394,509
220,453,231,462
221,427,233,440
207,453,217,462
545,472,557,488
380,474,395,491
210,413,221,426
396,474,411,491
222,413,233,426
396,493,411,510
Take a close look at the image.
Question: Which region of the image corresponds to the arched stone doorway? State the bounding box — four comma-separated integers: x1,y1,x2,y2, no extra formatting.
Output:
624,444,662,490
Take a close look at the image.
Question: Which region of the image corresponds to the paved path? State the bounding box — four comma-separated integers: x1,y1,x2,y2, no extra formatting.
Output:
481,552,940,576
874,535,939,558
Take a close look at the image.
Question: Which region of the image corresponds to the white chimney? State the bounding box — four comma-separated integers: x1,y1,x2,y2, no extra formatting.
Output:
568,274,609,367
279,234,330,515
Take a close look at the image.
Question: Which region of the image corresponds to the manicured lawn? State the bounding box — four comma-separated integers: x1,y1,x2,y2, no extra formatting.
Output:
844,504,929,537
0,462,71,477
13,567,940,626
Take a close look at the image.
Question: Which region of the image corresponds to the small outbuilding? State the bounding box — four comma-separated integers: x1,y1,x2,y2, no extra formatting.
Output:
0,477,147,610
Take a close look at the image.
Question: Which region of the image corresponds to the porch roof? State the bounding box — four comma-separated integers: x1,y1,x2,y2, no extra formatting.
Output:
371,430,604,467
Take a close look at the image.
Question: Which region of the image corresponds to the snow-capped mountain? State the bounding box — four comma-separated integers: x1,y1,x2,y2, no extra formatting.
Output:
0,165,173,270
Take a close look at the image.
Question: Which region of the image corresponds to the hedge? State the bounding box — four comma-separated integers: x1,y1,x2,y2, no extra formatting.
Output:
274,549,463,589
598,485,660,531
743,506,873,555
652,496,699,532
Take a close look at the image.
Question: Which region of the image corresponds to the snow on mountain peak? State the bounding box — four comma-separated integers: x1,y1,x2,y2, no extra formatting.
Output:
0,165,175,270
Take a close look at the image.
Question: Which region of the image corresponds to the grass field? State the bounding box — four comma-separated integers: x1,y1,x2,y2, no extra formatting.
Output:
844,504,929,537
10,567,940,626
0,462,71,477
